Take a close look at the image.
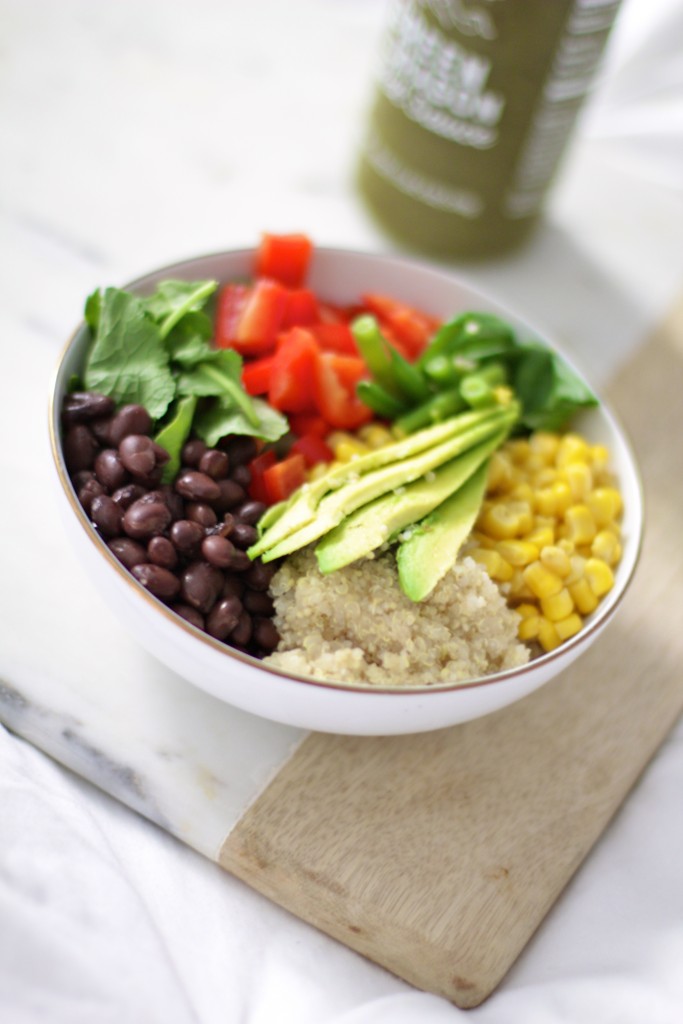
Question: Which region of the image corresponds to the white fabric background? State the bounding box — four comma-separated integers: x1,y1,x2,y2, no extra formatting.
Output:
2,1,683,1020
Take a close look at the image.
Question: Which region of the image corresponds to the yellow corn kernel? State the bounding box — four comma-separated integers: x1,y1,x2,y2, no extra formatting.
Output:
308,462,333,481
564,462,593,502
564,553,587,586
529,431,561,463
589,444,610,475
496,539,539,566
478,500,534,540
540,587,574,622
470,547,514,582
518,614,541,641
533,467,558,489
516,603,539,619
568,577,599,615
537,616,561,651
487,450,515,493
587,487,623,527
508,482,535,505
508,569,535,600
508,438,531,464
585,557,615,597
358,423,393,448
335,439,369,462
534,480,572,517
527,523,555,549
591,529,622,566
554,613,584,642
557,538,575,555
469,530,497,550
539,544,572,577
564,504,597,546
523,561,564,599
557,433,590,467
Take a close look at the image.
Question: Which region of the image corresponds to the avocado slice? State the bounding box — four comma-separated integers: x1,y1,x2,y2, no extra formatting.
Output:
257,407,516,562
315,430,506,573
248,405,513,559
396,460,490,602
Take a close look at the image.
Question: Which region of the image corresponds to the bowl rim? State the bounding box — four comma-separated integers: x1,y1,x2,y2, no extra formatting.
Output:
48,244,645,698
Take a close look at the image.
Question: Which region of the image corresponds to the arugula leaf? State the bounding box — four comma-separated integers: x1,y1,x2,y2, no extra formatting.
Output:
142,279,217,340
513,343,598,432
165,311,214,367
154,395,197,483
83,287,176,419
194,396,288,448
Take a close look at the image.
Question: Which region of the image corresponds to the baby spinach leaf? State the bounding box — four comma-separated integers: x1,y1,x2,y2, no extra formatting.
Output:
154,395,197,482
84,289,102,333
194,396,288,448
165,311,214,368
142,279,217,340
513,343,597,432
83,287,176,420
176,349,262,428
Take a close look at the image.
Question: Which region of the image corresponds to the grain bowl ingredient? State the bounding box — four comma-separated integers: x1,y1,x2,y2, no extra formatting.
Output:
263,548,529,686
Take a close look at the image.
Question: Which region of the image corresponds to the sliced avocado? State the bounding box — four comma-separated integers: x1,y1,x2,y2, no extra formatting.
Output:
258,407,515,562
315,430,506,573
249,405,513,558
397,460,490,602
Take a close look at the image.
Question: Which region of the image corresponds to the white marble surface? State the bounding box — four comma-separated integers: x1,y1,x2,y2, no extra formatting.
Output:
2,0,683,1021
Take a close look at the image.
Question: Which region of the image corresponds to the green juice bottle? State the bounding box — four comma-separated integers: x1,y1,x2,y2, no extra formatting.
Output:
357,0,623,258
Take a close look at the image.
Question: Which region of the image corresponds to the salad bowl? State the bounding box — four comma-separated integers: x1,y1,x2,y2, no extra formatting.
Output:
49,245,643,735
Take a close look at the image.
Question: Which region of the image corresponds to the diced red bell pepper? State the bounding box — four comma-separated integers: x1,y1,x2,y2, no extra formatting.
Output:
262,453,307,504
268,327,319,414
255,233,313,289
282,287,320,328
361,293,440,360
290,433,334,468
247,449,277,504
241,355,276,395
313,352,373,430
288,412,329,439
215,279,288,355
310,321,359,355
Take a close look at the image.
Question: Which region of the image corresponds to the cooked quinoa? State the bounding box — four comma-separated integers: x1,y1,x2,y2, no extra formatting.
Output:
263,548,529,686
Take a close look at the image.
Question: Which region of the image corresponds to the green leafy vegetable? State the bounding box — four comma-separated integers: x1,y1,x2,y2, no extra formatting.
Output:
195,396,288,448
154,395,197,482
83,288,176,419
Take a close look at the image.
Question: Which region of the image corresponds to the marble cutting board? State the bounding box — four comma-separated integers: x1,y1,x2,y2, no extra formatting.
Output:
2,295,683,1007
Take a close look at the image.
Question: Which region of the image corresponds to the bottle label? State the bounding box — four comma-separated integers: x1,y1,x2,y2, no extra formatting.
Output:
377,1,505,151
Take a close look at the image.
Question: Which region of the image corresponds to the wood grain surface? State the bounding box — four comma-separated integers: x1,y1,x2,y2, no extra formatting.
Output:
219,296,683,1007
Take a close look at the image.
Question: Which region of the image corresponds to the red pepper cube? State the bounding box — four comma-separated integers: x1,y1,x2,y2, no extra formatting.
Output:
263,453,307,505
268,327,320,414
313,352,373,431
360,293,440,360
247,449,278,504
290,434,334,468
282,288,320,328
255,233,313,289
215,279,288,355
241,355,276,396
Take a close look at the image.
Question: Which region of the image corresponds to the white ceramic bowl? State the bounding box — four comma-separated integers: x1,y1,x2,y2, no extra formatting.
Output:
49,247,643,736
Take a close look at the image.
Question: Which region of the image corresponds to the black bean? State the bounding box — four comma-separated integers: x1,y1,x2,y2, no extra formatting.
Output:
122,498,171,540
221,575,245,600
171,603,205,630
77,478,106,513
64,424,98,472
230,522,258,549
108,404,152,445
111,483,147,509
179,561,224,614
94,449,128,491
181,439,207,467
243,560,275,591
201,535,238,569
175,470,221,502
212,479,246,513
220,435,257,466
243,590,275,616
108,537,148,569
118,434,157,478
169,519,204,555
227,549,251,572
62,391,115,425
230,464,252,489
90,494,123,538
234,500,267,526
131,563,181,601
147,536,178,570
199,449,230,480
206,596,243,640
155,485,184,521
90,416,114,446
230,609,253,646
185,502,217,528
253,616,279,652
